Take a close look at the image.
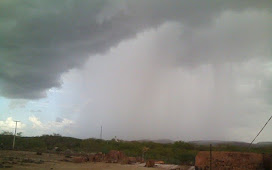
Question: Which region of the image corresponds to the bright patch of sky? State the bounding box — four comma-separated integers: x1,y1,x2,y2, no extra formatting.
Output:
0,82,76,136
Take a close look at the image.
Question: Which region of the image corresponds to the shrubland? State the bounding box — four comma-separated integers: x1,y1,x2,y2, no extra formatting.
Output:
1,132,271,165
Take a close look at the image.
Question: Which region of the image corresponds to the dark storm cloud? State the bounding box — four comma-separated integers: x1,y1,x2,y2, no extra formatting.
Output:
0,0,271,99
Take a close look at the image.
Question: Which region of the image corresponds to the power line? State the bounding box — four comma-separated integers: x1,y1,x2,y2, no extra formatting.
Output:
248,115,272,149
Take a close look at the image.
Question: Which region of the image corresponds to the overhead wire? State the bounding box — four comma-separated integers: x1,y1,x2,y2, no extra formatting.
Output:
248,115,272,149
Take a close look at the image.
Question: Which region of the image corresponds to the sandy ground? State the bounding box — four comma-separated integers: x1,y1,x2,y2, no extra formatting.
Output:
0,150,194,170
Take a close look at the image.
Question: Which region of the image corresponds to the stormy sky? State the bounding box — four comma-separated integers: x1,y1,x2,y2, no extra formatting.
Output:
0,0,272,142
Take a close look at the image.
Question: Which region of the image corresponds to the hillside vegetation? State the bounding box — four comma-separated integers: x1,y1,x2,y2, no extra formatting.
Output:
1,134,272,165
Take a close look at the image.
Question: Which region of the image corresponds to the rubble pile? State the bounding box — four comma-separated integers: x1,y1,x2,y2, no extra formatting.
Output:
145,160,155,167
105,150,126,163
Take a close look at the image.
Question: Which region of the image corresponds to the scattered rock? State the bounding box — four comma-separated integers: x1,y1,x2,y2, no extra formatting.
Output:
93,152,105,162
61,159,72,162
20,158,44,164
35,160,44,164
155,161,165,164
6,161,13,164
53,147,62,152
8,157,14,161
4,165,13,168
64,149,73,157
121,157,137,164
127,157,137,164
136,157,144,163
22,158,35,163
120,159,128,164
72,156,88,163
88,155,95,162
145,160,155,167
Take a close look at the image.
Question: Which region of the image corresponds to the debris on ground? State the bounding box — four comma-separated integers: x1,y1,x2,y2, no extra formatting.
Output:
105,150,126,163
145,160,155,167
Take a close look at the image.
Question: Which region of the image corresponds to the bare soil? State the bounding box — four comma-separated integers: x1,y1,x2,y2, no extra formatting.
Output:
0,150,194,170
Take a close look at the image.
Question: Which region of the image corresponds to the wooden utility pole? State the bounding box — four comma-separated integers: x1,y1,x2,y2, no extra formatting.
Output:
13,121,20,150
210,144,212,170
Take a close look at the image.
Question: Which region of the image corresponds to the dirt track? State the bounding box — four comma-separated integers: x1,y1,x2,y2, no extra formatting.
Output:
0,150,193,170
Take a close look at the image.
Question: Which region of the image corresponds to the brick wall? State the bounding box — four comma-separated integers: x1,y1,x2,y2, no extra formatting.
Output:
195,151,267,170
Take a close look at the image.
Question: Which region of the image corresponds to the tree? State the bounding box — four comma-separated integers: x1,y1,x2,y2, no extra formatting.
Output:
17,132,23,137
0,131,13,135
142,147,150,160
53,133,61,136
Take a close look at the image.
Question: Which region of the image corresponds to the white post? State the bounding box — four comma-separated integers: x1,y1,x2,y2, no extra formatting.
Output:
13,121,20,150
100,126,102,140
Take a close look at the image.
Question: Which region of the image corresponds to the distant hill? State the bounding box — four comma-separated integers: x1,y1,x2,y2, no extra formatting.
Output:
189,140,250,147
137,139,174,144
137,139,272,146
256,142,272,146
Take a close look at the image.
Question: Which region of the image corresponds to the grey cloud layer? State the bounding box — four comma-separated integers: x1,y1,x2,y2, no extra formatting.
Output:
59,28,272,141
0,0,271,99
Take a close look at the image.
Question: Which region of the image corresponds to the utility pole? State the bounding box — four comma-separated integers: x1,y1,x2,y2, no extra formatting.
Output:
100,126,102,140
13,120,20,150
210,144,212,170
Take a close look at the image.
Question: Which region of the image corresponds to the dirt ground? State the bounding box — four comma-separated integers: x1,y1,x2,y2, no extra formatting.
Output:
0,150,194,170
7,162,159,170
